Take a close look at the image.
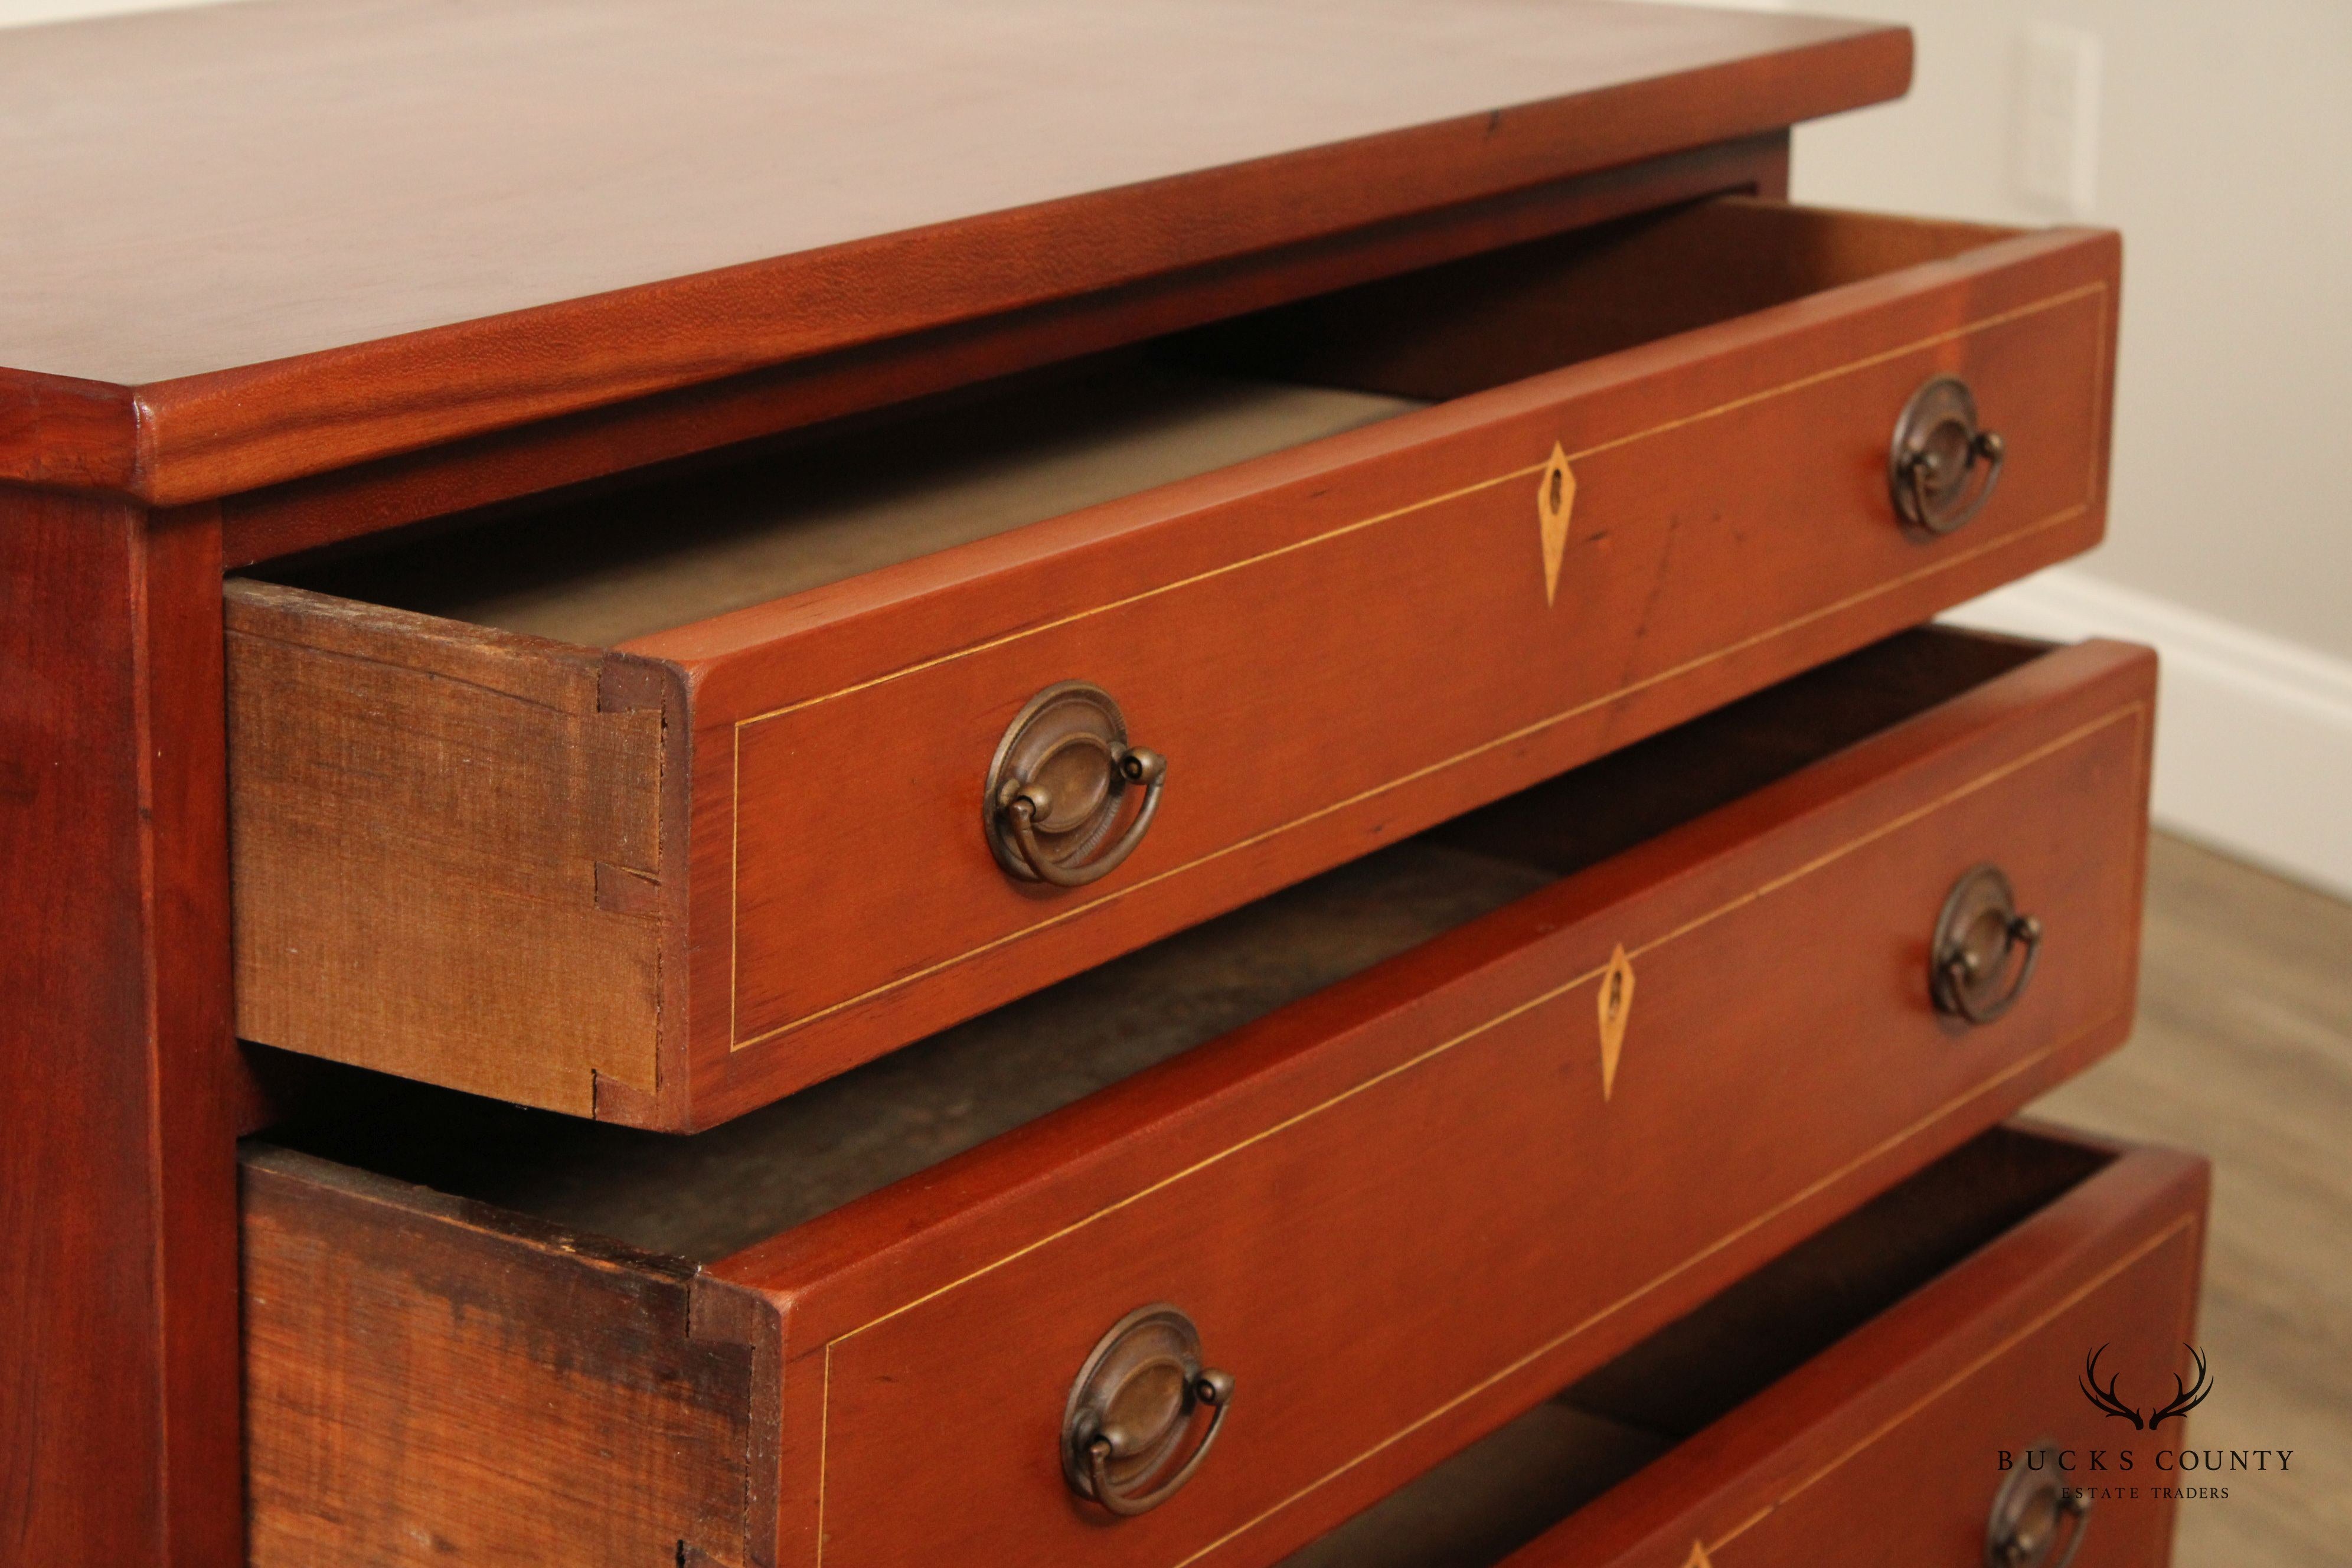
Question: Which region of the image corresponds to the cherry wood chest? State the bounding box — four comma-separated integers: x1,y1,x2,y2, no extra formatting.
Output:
0,5,2198,1566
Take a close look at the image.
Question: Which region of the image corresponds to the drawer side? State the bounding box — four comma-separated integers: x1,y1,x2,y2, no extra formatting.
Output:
226,581,674,1115
241,1147,757,1568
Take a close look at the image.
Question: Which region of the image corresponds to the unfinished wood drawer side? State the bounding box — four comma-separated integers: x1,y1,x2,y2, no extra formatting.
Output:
241,1147,759,1568
226,580,675,1115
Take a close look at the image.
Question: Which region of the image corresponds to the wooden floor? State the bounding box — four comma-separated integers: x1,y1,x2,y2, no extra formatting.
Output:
2034,833,2352,1568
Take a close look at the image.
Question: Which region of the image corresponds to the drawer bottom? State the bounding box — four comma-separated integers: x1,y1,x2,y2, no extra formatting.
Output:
1286,1123,2208,1568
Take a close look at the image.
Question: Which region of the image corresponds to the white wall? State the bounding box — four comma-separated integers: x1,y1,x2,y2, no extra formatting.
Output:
1762,0,2352,896
0,0,224,22
12,0,2350,890
1788,2,2352,655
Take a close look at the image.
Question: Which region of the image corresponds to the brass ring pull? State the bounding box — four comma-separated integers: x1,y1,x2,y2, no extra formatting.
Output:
1985,1442,2093,1568
984,682,1165,888
1932,864,2043,1027
1083,1368,1233,1517
1064,1305,1234,1518
1890,375,2007,537
998,742,1165,888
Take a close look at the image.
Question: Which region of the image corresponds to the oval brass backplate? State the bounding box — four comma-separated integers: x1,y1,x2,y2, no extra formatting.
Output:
984,681,1164,887
1931,863,2043,1027
1889,374,2004,538
1061,1304,1231,1517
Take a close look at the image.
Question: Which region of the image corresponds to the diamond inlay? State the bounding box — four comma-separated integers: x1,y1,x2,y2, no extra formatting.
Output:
1537,442,1576,606
1598,942,1635,1100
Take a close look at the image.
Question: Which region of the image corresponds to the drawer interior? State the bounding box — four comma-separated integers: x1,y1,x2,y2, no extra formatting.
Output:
250,365,1426,646
1278,1124,2116,1568
247,198,2015,648
1172,196,2014,403
260,624,2044,1262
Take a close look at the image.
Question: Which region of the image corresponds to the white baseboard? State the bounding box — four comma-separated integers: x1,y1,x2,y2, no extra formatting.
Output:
1944,568,2352,900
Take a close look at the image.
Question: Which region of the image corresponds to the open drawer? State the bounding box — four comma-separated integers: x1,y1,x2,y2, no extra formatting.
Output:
242,628,2156,1567
227,196,2123,1127
1282,1124,2209,1568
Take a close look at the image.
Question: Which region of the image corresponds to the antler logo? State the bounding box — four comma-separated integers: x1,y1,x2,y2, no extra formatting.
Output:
2080,1344,2214,1430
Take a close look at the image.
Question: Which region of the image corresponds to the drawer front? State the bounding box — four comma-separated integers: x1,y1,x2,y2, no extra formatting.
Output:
226,203,2121,1128
1506,1136,2209,1568
708,640,2154,1567
672,209,2119,1124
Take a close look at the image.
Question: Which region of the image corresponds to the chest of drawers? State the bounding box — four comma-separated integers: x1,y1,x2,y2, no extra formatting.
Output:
226,197,2118,1126
0,5,2201,1567
243,628,2168,1566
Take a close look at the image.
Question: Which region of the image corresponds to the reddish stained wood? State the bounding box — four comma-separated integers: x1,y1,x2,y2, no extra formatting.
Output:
662,213,2122,1126
221,203,2124,1129
0,368,139,492
698,639,2156,1567
1504,1135,2208,1567
0,1,1907,507
234,639,2162,1567
215,133,1792,567
0,491,242,1566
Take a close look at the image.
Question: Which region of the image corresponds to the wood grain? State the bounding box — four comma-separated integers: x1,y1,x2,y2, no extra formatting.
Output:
1276,1125,2147,1567
271,368,1427,649
247,626,2046,1263
224,581,674,1114
1173,197,2020,399
705,640,2155,1568
256,837,1555,1263
227,201,2122,1126
240,1149,758,1568
214,133,1794,567
237,636,2160,1567
1502,1132,2208,1568
0,1,1907,505
674,204,2119,1125
241,627,2024,1557
0,494,243,1566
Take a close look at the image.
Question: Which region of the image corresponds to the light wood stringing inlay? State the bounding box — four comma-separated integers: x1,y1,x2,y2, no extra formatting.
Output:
801,703,2147,1568
1701,1216,2201,1563
723,280,2111,1053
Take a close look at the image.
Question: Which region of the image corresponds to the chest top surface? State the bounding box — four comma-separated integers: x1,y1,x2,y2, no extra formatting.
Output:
0,0,1905,503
